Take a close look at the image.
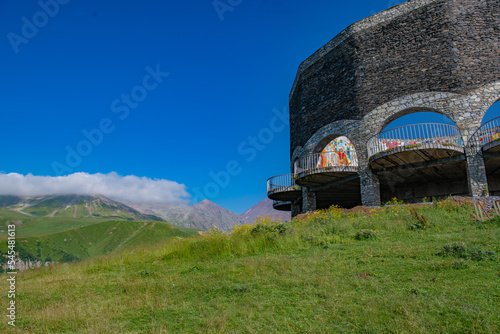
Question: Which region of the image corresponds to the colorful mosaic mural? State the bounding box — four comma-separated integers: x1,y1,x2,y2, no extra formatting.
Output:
318,136,358,167
480,130,500,146
368,137,465,157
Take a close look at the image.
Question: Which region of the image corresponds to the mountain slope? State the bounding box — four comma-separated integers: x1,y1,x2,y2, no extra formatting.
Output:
0,220,198,263
0,195,162,221
130,200,243,231
190,199,243,231
240,198,291,224
0,194,194,265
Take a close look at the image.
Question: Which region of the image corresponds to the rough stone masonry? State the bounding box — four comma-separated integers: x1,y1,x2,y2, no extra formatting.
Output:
287,0,500,214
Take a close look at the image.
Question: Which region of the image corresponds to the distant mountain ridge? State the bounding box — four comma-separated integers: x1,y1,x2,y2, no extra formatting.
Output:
130,199,244,231
0,194,162,221
130,198,290,231
240,198,291,224
0,195,291,232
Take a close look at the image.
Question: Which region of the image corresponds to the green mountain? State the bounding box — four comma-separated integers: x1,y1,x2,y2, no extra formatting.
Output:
1,194,163,221
1,220,196,263
0,195,198,265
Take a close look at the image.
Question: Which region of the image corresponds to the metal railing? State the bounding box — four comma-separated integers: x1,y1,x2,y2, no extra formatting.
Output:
295,150,359,176
267,174,301,194
367,123,463,159
468,116,500,151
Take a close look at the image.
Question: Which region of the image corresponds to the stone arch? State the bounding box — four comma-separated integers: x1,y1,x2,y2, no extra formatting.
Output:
479,82,500,119
377,107,456,134
479,90,500,126
291,119,363,163
360,92,464,138
359,82,500,142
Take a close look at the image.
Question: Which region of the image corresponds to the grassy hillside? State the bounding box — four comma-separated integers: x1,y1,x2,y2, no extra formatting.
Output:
0,220,198,264
8,216,116,238
2,199,499,333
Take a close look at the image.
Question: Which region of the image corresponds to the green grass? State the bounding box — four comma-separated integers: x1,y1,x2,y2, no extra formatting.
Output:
0,208,32,223
1,199,499,333
0,220,198,263
10,216,114,238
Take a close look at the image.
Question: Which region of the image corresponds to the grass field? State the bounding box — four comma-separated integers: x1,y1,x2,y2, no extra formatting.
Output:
1,199,499,333
0,220,198,263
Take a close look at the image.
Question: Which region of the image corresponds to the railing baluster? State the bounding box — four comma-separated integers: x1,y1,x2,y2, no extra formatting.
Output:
367,123,463,159
469,116,500,151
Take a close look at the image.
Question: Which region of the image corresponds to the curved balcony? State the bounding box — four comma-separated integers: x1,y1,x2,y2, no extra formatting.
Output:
272,201,292,212
267,174,302,201
368,123,464,169
294,151,359,188
469,116,500,153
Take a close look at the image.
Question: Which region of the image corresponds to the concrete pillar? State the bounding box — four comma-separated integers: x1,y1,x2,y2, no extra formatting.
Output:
360,168,381,206
291,204,301,218
465,149,489,197
302,188,316,212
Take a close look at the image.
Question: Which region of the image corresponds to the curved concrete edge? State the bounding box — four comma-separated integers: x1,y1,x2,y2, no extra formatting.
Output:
272,201,292,212
482,140,500,153
368,143,465,164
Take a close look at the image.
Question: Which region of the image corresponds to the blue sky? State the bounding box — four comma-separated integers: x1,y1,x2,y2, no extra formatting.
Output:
1,0,499,213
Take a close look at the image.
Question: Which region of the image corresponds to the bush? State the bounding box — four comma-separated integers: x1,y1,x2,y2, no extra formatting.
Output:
355,229,377,240
250,220,290,236
439,242,468,257
438,242,497,261
468,247,497,261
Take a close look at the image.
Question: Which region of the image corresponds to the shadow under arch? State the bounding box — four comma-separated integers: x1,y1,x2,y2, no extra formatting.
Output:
368,110,468,204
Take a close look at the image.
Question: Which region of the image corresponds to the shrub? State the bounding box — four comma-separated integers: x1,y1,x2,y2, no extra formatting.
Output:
355,229,377,240
468,247,497,261
438,242,497,261
250,219,290,236
439,242,468,257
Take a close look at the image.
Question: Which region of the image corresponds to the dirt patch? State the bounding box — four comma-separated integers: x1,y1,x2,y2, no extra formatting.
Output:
344,206,381,216
295,211,316,220
356,273,373,280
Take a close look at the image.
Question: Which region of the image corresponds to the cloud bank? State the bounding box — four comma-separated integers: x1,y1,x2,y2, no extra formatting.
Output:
0,172,190,204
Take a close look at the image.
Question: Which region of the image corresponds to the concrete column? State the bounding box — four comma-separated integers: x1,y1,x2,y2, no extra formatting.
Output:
360,168,381,206
465,149,489,197
302,188,316,212
291,204,301,218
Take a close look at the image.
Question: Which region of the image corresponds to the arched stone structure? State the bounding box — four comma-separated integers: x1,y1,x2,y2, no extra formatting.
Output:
268,0,500,215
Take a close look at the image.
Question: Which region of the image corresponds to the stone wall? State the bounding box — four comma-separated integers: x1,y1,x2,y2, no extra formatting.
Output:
290,0,500,153
286,0,500,213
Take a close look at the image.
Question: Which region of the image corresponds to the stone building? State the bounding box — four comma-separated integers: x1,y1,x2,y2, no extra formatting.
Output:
267,0,500,216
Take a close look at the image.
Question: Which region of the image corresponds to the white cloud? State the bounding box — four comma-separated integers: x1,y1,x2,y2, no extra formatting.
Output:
0,172,190,204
